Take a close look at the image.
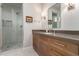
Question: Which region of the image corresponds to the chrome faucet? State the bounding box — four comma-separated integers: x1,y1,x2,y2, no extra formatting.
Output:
46,29,48,32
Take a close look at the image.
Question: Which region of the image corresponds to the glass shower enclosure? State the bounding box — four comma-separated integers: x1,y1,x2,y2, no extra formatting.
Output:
1,3,23,51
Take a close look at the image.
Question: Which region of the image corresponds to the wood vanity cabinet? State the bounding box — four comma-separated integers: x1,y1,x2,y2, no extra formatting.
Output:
33,32,39,54
33,32,79,56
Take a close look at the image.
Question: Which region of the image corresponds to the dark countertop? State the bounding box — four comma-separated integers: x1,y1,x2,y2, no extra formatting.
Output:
34,31,79,45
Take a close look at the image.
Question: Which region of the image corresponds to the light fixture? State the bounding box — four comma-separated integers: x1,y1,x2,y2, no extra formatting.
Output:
67,3,75,10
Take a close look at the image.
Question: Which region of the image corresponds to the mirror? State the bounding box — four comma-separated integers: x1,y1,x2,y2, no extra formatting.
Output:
48,3,61,29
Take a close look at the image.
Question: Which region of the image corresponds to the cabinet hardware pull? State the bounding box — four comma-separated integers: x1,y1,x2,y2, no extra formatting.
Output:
55,42,64,46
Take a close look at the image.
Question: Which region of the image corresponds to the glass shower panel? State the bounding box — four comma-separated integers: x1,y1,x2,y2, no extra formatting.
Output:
2,20,13,50
2,3,23,51
14,11,23,47
2,17,23,50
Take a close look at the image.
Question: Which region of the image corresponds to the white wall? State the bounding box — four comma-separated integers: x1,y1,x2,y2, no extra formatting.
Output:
61,3,79,30
23,3,42,47
0,4,2,50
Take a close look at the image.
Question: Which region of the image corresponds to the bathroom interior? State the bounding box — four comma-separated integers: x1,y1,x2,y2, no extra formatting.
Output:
0,3,79,56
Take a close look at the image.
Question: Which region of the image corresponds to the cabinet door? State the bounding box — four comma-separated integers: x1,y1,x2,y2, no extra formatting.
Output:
38,39,49,56
33,33,39,53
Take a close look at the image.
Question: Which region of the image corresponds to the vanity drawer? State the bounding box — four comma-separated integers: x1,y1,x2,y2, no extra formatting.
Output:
49,38,66,49
56,40,78,54
49,43,77,56
48,37,78,55
49,46,63,56
66,42,78,54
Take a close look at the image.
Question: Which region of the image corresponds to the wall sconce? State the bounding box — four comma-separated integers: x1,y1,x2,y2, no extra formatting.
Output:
67,3,75,10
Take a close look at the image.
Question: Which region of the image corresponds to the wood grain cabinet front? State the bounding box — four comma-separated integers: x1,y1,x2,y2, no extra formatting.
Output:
48,37,78,55
33,32,79,56
38,39,49,56
33,32,39,53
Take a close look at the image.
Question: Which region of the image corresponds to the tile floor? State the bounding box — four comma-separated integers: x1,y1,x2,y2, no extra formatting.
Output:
0,46,38,56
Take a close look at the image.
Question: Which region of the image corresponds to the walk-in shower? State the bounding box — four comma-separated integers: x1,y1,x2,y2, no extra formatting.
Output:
1,3,23,51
